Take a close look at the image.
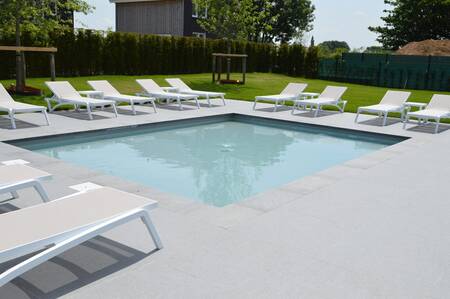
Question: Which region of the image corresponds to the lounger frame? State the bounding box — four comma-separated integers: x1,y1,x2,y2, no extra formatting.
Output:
136,79,200,110
403,94,450,134
45,95,118,120
45,82,118,120
292,86,348,117
403,110,450,134
0,178,50,203
0,191,162,287
253,83,308,112
99,95,157,115
87,80,157,115
165,78,226,107
292,99,347,117
355,91,412,126
0,84,50,129
0,107,50,130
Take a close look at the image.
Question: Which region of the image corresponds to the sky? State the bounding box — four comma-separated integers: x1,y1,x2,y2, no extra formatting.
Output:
74,0,387,48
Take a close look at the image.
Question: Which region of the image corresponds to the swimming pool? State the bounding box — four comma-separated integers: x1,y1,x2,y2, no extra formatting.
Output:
11,115,405,207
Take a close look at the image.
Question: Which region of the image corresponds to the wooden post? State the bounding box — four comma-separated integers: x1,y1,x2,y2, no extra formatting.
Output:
212,55,216,83
226,41,231,81
50,53,56,81
242,56,247,84
218,56,222,82
22,52,27,85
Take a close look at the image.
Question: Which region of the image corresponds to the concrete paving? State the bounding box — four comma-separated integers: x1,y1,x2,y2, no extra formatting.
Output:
0,99,449,298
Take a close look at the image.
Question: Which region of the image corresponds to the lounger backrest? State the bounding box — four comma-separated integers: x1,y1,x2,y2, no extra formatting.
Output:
281,83,308,96
379,90,411,106
166,78,191,91
87,80,121,96
136,79,164,93
0,83,14,103
320,86,347,100
45,81,81,99
427,94,450,111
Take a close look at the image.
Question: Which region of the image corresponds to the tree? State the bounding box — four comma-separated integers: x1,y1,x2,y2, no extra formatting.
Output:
317,41,350,58
193,0,260,41
369,0,450,50
250,0,315,43
318,41,350,52
0,0,91,92
193,0,263,80
304,45,319,78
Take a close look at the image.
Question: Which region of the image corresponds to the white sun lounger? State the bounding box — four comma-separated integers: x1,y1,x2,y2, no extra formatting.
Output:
0,186,162,287
136,79,200,110
355,90,411,126
0,83,50,129
165,78,226,107
253,83,308,112
87,80,157,115
0,164,51,203
45,81,118,120
403,94,450,134
292,86,348,117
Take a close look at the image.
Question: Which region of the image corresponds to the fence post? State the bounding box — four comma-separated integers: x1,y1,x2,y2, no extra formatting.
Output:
335,57,339,79
425,55,431,90
377,62,382,86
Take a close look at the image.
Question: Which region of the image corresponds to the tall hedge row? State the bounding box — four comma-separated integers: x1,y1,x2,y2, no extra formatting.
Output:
0,30,319,79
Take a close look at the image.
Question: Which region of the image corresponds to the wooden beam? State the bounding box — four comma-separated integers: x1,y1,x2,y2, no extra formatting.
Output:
0,46,57,53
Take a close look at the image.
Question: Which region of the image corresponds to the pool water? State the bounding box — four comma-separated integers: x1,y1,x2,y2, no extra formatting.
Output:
12,115,404,207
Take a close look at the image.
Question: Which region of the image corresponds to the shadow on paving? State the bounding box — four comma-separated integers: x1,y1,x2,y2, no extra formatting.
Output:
405,123,450,134
0,236,157,299
154,103,199,111
357,117,403,127
115,107,150,116
254,106,292,113
0,118,40,130
53,110,111,121
291,110,340,118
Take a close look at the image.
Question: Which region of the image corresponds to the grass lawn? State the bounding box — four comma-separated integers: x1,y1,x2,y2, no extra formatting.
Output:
1,73,448,114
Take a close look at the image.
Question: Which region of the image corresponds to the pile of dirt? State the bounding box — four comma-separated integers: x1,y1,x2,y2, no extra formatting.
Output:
396,40,450,56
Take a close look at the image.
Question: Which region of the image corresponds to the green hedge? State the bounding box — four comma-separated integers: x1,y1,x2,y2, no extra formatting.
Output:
0,30,319,79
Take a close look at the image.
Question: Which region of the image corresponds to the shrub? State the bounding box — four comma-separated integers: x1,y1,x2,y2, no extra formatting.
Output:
0,30,319,79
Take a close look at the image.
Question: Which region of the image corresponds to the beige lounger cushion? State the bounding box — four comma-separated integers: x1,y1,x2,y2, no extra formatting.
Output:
256,94,298,101
0,165,51,186
0,102,46,111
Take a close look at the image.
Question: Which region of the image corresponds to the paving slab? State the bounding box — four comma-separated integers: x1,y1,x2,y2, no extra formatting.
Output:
0,99,449,298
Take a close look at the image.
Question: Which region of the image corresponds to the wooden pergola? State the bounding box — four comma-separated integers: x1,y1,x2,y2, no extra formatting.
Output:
212,53,248,85
0,46,57,81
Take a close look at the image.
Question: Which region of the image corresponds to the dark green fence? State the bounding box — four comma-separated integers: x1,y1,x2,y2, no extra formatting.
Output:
319,53,450,91
0,30,319,79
